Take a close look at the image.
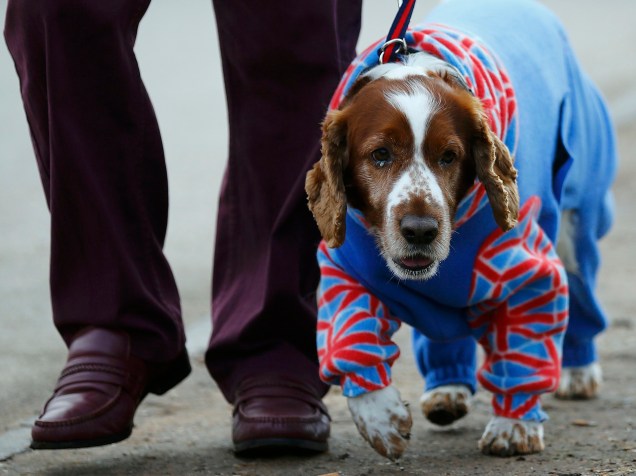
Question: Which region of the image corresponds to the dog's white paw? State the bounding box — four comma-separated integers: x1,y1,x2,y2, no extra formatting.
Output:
420,384,471,426
554,362,602,399
348,385,413,460
478,416,544,456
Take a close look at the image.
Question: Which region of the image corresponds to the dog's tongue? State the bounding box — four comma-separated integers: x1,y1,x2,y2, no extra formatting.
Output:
401,257,433,269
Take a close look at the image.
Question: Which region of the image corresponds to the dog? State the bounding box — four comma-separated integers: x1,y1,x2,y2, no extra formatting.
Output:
306,0,617,460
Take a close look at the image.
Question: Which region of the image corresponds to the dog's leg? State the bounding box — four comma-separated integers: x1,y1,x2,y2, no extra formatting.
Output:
555,362,602,399
478,416,544,456
419,384,471,426
347,385,412,460
555,209,603,400
556,209,581,277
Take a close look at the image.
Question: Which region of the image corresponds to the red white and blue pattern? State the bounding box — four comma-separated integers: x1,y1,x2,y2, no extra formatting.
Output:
467,197,568,420
316,23,568,420
317,241,401,397
330,23,518,154
453,181,489,229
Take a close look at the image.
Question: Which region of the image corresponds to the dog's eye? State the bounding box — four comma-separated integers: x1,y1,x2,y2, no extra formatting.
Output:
440,150,457,166
371,148,392,167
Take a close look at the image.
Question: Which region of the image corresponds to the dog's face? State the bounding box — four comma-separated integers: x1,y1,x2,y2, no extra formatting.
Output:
306,66,519,280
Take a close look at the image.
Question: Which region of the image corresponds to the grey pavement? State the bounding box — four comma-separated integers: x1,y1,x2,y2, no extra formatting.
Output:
1,0,636,473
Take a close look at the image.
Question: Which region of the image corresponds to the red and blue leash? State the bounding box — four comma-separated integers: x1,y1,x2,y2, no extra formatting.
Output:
378,0,416,64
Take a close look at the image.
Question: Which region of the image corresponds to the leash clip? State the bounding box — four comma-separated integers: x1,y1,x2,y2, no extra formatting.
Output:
378,38,408,64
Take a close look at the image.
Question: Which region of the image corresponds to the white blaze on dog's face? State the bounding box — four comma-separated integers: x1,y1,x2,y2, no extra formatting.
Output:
342,75,478,280
306,58,518,280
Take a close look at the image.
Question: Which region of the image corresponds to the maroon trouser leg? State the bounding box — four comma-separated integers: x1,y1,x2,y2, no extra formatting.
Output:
4,0,361,401
4,0,189,371
207,1,361,401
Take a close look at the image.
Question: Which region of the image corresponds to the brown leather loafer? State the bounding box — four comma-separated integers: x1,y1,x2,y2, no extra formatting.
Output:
31,327,191,450
232,376,330,455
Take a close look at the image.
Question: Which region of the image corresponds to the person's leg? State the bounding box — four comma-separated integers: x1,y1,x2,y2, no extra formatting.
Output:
207,0,362,452
5,0,189,448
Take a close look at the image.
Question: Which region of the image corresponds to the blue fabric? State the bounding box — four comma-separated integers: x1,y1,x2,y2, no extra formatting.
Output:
317,0,617,421
339,0,616,365
420,0,618,370
412,332,477,393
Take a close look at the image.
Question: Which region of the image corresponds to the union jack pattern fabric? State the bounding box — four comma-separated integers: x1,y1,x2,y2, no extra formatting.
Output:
317,241,401,397
453,181,489,230
467,197,568,420
330,23,518,154
316,23,569,420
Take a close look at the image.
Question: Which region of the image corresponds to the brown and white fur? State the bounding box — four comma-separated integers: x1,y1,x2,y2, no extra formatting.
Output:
306,52,597,459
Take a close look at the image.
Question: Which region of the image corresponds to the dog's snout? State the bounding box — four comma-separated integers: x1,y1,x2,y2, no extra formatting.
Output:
400,215,439,245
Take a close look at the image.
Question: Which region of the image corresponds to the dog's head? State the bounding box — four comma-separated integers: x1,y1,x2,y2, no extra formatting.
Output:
306,56,519,280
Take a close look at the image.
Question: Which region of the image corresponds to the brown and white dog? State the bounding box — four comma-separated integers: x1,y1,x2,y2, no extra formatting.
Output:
309,51,534,461
305,0,614,461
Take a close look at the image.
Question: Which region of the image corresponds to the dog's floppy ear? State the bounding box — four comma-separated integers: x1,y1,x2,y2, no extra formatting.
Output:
472,111,519,231
305,109,348,247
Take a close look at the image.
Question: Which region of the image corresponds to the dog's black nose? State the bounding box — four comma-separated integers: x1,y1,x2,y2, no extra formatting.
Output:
400,215,439,245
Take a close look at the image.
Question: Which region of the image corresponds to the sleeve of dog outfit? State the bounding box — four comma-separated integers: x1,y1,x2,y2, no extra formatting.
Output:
467,197,569,422
316,241,402,398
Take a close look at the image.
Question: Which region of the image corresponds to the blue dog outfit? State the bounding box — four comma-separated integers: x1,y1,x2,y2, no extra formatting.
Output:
316,0,617,421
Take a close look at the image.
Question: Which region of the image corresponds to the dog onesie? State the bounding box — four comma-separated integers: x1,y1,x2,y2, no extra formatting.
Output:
316,0,617,422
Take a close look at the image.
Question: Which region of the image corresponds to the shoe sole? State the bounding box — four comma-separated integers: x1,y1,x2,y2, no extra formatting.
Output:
234,437,328,456
30,426,133,450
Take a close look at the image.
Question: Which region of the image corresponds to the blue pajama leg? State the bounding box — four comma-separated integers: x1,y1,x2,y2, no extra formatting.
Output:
556,69,617,368
562,192,614,367
412,329,477,393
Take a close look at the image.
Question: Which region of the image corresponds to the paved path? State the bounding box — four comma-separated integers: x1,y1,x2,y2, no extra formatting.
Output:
1,1,635,474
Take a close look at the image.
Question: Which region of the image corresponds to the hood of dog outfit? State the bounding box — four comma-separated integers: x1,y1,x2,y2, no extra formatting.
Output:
316,0,617,422
327,22,524,333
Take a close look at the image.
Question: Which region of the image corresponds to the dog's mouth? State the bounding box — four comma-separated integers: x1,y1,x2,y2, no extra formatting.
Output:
393,255,436,277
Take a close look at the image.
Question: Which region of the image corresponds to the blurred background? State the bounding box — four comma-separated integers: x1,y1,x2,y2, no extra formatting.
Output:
1,0,635,465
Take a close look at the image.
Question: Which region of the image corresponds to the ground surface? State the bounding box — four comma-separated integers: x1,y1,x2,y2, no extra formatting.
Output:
1,1,635,475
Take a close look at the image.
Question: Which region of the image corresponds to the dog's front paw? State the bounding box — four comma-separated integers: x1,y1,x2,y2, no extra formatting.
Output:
478,416,544,456
420,384,471,426
554,362,602,399
348,385,412,460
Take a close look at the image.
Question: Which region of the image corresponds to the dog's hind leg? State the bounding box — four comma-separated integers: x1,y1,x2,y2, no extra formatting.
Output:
555,362,602,399
555,207,610,399
556,209,581,277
